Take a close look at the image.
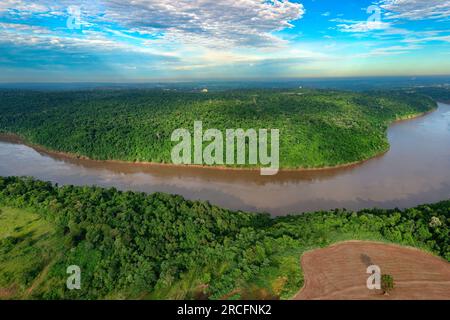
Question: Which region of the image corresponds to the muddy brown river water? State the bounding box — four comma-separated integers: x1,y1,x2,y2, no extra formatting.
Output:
1,103,450,215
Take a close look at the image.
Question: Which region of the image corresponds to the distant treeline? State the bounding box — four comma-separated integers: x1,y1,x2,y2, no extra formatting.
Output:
0,88,437,168
415,87,450,103
0,177,448,299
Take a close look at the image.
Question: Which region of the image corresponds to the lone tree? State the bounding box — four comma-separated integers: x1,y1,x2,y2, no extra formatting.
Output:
381,274,395,295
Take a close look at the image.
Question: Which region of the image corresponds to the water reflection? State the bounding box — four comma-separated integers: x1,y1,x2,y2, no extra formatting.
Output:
1,103,450,215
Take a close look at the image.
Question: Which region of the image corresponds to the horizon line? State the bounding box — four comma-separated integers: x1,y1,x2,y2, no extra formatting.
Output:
1,74,450,85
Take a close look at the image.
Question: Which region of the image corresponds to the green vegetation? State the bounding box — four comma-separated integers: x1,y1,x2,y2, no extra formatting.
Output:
415,87,450,103
381,274,395,295
0,89,436,168
0,177,448,300
0,207,62,298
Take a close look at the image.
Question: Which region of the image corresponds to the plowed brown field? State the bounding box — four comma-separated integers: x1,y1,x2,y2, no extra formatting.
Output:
294,241,450,300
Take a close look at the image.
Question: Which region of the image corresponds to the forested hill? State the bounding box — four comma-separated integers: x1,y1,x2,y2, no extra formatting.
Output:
0,88,436,168
0,177,448,299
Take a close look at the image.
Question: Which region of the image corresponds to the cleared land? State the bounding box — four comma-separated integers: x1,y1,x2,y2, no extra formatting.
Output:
295,241,450,300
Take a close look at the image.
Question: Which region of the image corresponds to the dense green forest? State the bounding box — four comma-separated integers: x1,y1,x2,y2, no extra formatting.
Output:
0,88,436,168
0,177,448,300
414,86,450,103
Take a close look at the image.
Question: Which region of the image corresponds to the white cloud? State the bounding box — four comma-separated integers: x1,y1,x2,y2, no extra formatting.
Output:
337,21,391,33
403,34,450,44
380,0,450,20
0,0,71,18
355,44,422,58
0,0,305,48
0,20,328,75
99,0,305,47
331,17,411,36
0,1,46,13
0,22,179,62
0,22,49,34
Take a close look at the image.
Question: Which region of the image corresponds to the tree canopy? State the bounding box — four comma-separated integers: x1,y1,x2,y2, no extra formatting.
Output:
0,177,448,299
0,88,436,168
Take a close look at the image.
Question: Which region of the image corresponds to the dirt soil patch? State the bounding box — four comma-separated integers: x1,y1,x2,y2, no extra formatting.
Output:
294,241,450,300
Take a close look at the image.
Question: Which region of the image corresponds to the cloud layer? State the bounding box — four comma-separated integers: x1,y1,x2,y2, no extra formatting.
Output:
1,0,449,81
103,0,304,47
380,0,450,20
0,0,305,47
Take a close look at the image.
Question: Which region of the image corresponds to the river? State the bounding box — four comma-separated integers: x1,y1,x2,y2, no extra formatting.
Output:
1,103,450,215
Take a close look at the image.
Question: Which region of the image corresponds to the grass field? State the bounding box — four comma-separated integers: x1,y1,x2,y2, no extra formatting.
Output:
0,207,61,299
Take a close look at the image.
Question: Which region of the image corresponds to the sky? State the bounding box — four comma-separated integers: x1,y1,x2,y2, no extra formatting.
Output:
0,0,450,82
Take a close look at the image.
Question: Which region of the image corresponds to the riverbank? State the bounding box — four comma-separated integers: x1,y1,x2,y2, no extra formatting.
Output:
0,88,438,171
0,176,449,299
0,107,436,173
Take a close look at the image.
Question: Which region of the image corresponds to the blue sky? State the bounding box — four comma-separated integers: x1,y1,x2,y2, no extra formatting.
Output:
0,0,449,82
